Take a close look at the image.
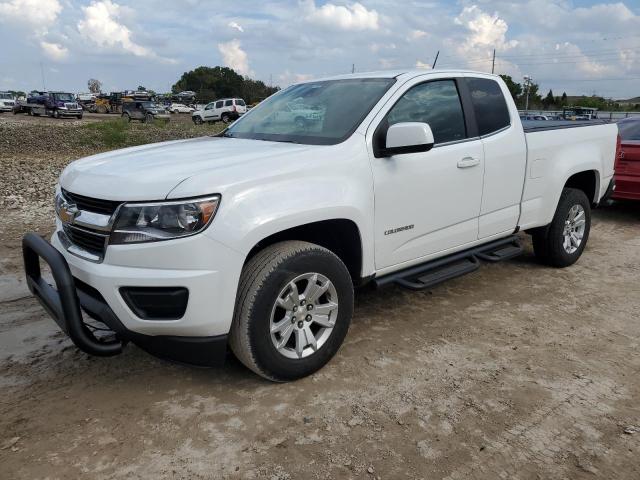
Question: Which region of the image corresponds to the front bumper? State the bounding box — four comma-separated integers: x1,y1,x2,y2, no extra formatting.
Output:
0,105,13,112
23,230,244,366
57,109,83,116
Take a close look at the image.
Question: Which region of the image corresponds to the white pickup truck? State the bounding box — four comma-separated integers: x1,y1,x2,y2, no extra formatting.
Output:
23,70,617,381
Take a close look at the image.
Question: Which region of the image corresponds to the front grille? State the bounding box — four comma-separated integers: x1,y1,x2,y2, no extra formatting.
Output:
63,225,108,257
62,189,121,215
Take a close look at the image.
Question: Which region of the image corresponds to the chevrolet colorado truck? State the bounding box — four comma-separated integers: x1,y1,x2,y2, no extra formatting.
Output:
23,70,617,381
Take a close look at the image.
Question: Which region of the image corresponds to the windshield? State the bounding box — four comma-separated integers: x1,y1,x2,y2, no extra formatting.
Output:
0,93,12,99
224,78,395,145
141,102,160,109
54,93,74,102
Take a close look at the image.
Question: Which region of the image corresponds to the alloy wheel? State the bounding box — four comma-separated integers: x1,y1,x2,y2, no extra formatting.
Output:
269,273,339,359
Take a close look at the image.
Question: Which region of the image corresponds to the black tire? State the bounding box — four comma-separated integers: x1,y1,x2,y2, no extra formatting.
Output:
192,116,203,125
121,113,131,123
144,113,153,123
229,241,354,382
221,113,230,124
532,188,591,268
76,114,83,120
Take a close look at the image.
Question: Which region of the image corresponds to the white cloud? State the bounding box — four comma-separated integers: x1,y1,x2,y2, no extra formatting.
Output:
218,39,251,76
78,0,153,57
304,0,379,31
409,29,428,40
40,41,68,60
228,21,244,33
415,60,431,69
455,6,517,50
0,0,61,32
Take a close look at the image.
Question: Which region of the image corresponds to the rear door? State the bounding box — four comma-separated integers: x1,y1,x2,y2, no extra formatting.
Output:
369,77,485,270
463,75,527,238
213,100,224,119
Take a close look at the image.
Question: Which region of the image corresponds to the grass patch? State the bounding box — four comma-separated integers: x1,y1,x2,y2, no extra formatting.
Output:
84,119,129,148
78,118,225,151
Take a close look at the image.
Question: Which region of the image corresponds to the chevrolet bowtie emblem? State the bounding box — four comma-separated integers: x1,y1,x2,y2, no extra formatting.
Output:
59,200,79,224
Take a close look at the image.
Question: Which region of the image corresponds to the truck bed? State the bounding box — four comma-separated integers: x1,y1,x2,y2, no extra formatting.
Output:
522,119,608,133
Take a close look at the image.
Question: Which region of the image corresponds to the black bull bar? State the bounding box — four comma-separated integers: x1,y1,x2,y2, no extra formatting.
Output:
22,232,123,356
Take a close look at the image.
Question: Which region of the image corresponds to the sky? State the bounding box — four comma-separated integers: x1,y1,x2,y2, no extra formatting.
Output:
0,0,639,99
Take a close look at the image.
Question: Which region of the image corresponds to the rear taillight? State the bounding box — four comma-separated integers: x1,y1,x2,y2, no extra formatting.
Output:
615,134,622,168
233,105,236,112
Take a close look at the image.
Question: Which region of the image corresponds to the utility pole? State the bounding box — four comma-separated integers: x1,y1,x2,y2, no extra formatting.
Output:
523,75,532,113
40,62,46,91
351,63,355,74
491,49,496,74
432,51,439,69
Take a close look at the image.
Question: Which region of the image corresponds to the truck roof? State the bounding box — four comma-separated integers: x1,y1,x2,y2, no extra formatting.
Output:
307,69,500,83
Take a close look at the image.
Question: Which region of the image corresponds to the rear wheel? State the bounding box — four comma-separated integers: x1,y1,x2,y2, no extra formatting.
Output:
230,241,354,382
221,113,230,124
144,113,153,123
532,188,591,268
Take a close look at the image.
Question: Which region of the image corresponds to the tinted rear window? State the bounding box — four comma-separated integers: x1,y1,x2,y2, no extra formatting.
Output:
465,78,511,136
224,100,233,106
235,99,245,106
618,120,640,141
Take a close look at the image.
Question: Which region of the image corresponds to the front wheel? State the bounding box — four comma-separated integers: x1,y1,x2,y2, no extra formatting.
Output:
192,116,203,125
229,241,354,382
532,187,591,268
121,113,131,123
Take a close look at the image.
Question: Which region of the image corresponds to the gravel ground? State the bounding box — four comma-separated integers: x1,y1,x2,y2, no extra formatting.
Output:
1,118,639,479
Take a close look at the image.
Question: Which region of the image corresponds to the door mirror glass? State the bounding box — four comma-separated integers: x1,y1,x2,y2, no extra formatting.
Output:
383,122,435,156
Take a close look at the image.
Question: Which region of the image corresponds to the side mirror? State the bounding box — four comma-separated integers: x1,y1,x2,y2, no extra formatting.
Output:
382,122,435,156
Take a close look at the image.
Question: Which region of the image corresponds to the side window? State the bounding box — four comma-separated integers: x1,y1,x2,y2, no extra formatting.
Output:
386,80,467,144
224,100,233,107
215,101,224,108
465,77,511,136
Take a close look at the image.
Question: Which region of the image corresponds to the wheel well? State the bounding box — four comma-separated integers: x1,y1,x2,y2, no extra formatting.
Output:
564,170,598,204
246,219,363,282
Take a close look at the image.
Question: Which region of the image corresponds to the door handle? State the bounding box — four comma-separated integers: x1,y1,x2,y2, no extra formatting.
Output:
457,157,480,168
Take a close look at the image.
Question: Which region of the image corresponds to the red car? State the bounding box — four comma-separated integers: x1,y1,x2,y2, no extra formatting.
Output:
613,118,640,200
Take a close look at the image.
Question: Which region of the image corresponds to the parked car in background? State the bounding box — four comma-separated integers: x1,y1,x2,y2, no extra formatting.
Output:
613,117,640,201
192,98,246,124
122,101,170,123
169,103,195,114
23,70,617,381
0,91,15,112
519,114,549,121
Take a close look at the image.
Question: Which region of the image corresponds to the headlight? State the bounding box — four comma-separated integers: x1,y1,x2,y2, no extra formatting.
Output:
110,196,220,244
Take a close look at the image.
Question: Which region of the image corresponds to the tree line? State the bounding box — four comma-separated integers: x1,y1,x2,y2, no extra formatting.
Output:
499,74,639,112
172,66,279,104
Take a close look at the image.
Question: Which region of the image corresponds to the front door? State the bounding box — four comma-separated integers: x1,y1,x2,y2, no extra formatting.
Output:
370,78,485,270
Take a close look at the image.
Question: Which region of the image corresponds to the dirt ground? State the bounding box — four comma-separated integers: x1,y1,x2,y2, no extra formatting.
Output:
1,116,639,479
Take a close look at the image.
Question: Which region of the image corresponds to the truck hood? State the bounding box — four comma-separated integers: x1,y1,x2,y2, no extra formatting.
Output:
59,136,319,201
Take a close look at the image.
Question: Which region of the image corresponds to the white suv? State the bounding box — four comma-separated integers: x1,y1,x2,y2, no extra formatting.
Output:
192,98,247,124
0,92,15,112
